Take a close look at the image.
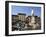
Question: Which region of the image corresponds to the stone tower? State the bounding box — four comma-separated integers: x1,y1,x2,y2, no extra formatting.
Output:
29,10,38,29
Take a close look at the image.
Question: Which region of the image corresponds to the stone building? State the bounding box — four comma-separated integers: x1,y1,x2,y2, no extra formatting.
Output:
12,15,19,31
12,15,19,23
26,10,41,30
18,13,26,21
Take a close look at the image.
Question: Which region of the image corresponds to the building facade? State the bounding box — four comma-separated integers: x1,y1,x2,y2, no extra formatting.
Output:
18,13,26,21
12,15,19,31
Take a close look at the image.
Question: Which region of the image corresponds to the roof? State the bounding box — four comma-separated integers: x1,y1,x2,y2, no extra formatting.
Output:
12,15,19,17
18,13,26,15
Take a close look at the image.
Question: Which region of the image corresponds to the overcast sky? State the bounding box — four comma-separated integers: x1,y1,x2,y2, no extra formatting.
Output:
11,5,41,16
